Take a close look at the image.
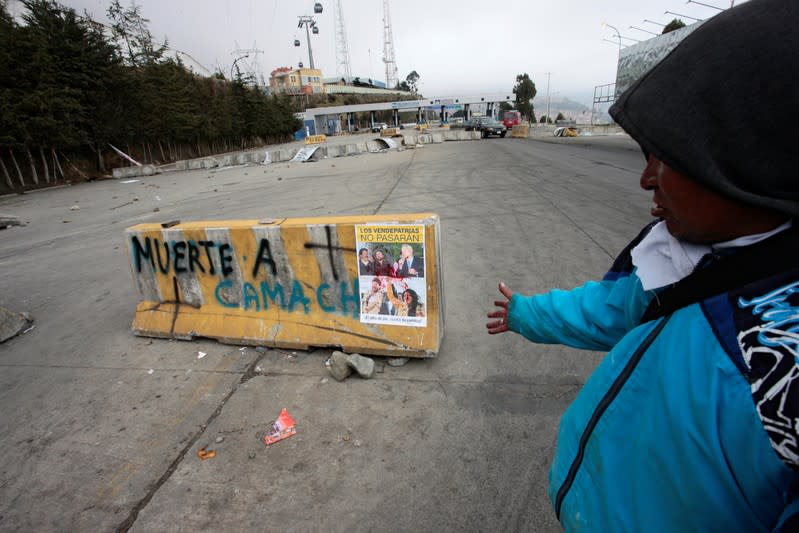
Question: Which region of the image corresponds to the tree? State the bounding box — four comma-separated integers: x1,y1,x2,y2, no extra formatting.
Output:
107,0,166,67
662,18,686,34
498,102,513,113
555,112,565,122
405,70,420,93
513,73,536,123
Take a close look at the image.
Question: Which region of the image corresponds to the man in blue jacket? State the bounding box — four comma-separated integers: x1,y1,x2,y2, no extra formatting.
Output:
487,0,799,530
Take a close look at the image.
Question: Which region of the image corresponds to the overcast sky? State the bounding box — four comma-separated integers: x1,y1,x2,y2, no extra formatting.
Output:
13,0,743,105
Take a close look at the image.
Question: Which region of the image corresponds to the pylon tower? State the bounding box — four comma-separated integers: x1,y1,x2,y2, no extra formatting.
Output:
334,0,352,83
382,0,398,89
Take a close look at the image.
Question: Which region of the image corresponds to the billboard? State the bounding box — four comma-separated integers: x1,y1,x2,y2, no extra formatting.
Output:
615,21,705,97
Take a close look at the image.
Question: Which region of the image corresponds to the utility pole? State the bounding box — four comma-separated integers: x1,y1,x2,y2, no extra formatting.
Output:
334,0,352,82
382,0,398,89
545,72,551,125
298,16,317,69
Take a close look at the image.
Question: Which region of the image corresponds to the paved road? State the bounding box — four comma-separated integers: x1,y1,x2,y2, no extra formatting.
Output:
0,134,651,532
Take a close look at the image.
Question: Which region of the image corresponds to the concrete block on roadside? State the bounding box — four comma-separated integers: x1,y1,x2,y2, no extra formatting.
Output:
187,159,204,170
326,145,345,158
344,144,360,155
443,131,456,141
112,165,158,179
0,306,32,343
175,160,188,171
366,140,382,152
202,158,219,169
403,135,416,146
469,131,482,140
220,155,234,167
431,134,444,143
418,134,432,144
125,213,444,357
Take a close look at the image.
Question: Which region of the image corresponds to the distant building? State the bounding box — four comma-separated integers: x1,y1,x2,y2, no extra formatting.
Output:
269,67,324,95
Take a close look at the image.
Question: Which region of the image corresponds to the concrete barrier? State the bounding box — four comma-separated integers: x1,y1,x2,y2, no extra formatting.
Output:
325,145,345,158
112,165,159,179
511,125,529,138
125,214,443,357
120,129,494,178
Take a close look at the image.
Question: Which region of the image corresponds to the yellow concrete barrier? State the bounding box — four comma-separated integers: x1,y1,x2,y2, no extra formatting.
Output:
380,128,400,137
305,134,327,144
511,125,529,138
126,214,443,357
416,123,429,132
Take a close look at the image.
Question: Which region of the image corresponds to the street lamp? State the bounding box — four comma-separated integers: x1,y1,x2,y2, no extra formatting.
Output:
665,10,703,22
297,3,323,70
231,54,249,80
687,0,724,10
629,25,659,36
602,22,622,53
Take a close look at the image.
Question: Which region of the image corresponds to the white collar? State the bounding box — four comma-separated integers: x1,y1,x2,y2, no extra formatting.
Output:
631,220,792,291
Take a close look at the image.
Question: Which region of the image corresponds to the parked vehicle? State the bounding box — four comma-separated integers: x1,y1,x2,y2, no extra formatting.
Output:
502,110,522,130
371,122,387,133
465,117,507,138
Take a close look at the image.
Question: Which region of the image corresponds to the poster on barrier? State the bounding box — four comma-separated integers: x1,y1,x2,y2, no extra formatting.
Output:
355,224,427,327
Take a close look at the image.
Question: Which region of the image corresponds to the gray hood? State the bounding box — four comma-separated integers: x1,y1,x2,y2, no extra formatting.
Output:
610,0,799,217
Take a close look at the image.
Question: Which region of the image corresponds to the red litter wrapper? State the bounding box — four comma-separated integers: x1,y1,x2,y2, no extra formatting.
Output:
263,408,297,445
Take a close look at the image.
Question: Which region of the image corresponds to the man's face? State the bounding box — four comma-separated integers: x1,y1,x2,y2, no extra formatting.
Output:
371,280,380,292
360,250,368,262
640,156,763,244
374,250,384,262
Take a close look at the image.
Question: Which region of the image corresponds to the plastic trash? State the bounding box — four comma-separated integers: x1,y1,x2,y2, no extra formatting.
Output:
197,446,216,460
263,408,296,446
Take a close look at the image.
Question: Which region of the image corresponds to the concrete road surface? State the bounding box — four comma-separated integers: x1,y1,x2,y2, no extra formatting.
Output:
0,134,651,532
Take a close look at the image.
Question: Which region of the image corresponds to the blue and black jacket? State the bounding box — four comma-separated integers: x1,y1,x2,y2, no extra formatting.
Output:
508,223,799,532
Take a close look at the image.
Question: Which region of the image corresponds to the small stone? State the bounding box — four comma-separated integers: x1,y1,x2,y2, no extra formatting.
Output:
70,205,80,211
215,436,224,444
353,439,362,447
347,353,375,379
386,357,409,367
328,351,353,381
248,451,256,460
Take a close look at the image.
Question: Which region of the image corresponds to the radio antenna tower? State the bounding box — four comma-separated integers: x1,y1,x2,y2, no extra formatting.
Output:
334,0,352,83
382,0,399,89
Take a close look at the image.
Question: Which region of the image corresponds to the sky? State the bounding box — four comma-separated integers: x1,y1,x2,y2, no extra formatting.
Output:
10,0,742,106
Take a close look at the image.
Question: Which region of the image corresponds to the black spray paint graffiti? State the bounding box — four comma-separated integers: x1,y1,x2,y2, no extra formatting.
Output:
131,236,284,278
130,230,358,317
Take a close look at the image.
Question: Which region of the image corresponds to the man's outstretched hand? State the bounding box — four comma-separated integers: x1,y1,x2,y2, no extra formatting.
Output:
486,282,514,335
